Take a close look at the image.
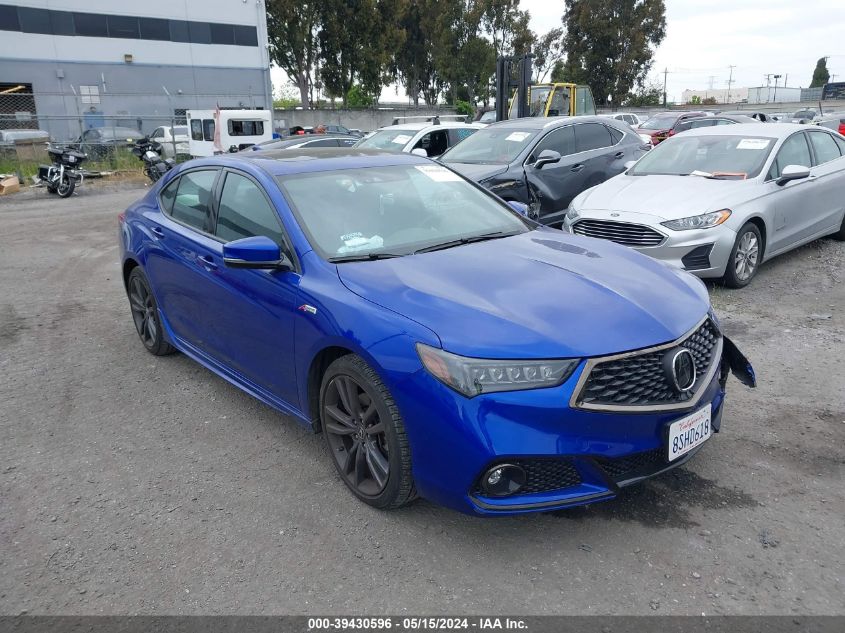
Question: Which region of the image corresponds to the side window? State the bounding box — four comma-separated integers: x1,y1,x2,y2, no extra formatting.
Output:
202,119,215,142
169,170,217,232
215,172,285,245
575,87,596,115
190,120,203,141
714,119,735,126
227,120,265,136
575,123,612,152
608,126,624,145
450,127,478,145
159,176,179,214
414,130,449,156
833,135,845,154
150,128,163,139
307,138,341,147
532,125,575,160
768,133,812,180
807,131,842,165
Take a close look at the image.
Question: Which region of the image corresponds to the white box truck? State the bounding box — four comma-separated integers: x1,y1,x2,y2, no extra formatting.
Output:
186,109,273,157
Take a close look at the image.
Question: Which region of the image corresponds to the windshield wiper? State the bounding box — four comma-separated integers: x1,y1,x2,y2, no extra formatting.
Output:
328,252,403,263
683,170,743,180
414,230,518,254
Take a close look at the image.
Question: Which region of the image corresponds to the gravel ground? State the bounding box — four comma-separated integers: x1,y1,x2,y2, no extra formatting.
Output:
1,183,843,616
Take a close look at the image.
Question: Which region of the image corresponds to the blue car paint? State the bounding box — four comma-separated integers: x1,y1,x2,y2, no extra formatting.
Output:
120,152,735,516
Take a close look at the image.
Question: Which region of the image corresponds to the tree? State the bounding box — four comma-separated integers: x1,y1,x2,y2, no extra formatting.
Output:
688,95,701,105
394,0,444,105
533,28,565,82
319,0,406,106
433,1,496,105
563,0,667,107
625,80,661,107
810,57,830,88
702,96,717,105
266,0,321,108
483,0,532,59
550,60,566,83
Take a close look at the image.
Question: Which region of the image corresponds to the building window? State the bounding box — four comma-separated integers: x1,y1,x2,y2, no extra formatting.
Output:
107,15,139,39
227,120,264,136
139,17,169,41
0,5,21,31
210,23,235,45
73,12,107,37
169,19,190,43
79,85,100,105
188,21,211,44
49,10,75,36
233,25,258,47
17,7,51,34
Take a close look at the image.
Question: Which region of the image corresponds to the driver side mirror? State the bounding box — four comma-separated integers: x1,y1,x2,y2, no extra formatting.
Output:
533,149,562,170
222,236,291,270
776,164,811,186
411,148,428,157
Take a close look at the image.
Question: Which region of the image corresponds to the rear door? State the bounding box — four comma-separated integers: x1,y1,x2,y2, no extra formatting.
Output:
572,122,628,188
142,168,228,356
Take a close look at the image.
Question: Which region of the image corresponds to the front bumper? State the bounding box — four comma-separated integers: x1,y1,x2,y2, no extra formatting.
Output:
391,355,727,516
563,210,737,278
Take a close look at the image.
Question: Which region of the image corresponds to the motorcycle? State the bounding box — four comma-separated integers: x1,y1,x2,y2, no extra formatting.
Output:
132,137,175,184
38,145,87,198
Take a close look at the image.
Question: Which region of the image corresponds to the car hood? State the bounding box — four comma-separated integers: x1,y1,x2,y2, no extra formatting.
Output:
443,162,510,182
336,228,710,359
576,174,755,220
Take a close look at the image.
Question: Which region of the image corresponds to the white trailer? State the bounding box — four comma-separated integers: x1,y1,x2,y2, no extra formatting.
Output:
186,109,273,157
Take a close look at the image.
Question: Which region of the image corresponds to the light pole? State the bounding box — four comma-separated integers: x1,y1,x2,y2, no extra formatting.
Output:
773,74,781,103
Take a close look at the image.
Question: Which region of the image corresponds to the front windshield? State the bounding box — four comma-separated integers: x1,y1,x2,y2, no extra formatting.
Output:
276,165,528,259
440,127,537,164
629,134,776,179
639,114,679,130
355,129,416,150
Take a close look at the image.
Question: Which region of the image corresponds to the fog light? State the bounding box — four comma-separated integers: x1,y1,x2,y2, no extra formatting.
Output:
481,463,526,497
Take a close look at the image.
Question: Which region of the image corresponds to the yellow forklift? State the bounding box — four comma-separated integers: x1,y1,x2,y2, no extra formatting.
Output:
496,55,597,120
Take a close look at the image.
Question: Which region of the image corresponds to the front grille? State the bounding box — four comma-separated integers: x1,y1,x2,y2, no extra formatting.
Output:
596,448,664,482
572,219,665,247
576,319,721,408
475,459,582,495
682,244,714,270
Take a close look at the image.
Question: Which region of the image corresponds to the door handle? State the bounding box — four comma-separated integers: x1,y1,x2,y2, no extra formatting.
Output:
614,151,625,159
570,164,585,172
197,255,218,271
150,226,165,239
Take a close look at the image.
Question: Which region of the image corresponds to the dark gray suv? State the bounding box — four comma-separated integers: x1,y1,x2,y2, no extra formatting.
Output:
440,116,648,226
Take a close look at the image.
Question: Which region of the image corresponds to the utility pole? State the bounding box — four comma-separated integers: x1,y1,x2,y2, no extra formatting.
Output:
773,74,781,102
763,74,772,103
662,67,668,107
726,65,736,104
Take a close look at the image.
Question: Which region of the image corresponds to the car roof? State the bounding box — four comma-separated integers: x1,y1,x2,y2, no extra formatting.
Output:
213,148,431,176
260,134,357,147
674,123,812,139
483,115,613,130
375,121,483,131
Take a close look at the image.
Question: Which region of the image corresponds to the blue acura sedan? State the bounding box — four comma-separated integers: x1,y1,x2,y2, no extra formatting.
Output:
118,149,755,515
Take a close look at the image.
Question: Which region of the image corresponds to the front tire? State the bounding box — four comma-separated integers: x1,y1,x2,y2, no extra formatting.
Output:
723,223,762,288
320,355,416,509
127,268,174,356
56,175,75,198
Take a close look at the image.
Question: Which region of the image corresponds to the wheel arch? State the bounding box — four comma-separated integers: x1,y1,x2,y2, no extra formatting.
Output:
744,216,768,259
306,345,356,432
122,257,140,290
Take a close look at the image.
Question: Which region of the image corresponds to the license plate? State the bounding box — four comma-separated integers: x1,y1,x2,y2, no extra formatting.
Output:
667,404,711,461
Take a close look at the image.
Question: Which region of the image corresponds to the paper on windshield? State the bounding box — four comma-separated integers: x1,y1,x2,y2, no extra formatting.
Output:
391,134,412,145
736,138,770,150
505,132,531,142
415,165,462,182
337,233,384,254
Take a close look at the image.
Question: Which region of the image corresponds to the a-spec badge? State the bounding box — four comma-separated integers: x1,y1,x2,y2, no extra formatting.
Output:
298,304,317,315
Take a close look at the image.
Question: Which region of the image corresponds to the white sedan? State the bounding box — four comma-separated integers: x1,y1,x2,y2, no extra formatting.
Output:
564,123,845,287
149,125,190,159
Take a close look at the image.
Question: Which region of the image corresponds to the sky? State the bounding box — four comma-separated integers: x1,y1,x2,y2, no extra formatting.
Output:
270,0,845,104
522,0,845,103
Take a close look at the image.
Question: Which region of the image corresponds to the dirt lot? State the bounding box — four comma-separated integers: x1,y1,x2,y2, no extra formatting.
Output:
1,183,843,616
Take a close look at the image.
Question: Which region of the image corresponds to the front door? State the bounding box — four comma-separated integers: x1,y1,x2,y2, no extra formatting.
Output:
524,124,583,221
767,131,815,253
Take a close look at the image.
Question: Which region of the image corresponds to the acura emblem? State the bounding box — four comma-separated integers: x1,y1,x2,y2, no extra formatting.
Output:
663,348,696,392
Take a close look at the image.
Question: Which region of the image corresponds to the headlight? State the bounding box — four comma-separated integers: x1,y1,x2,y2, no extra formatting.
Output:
661,209,731,231
565,203,579,221
416,343,579,397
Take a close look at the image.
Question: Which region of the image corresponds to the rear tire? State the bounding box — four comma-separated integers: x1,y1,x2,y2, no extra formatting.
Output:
127,268,175,356
320,354,416,510
723,223,762,288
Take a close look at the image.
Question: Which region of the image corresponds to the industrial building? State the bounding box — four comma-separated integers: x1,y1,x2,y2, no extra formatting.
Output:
0,0,272,141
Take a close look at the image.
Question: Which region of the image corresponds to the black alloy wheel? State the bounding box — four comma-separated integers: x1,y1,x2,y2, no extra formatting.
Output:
320,355,415,509
56,174,75,198
127,268,174,356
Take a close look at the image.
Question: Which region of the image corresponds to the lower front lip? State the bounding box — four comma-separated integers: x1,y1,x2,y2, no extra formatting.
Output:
391,359,725,515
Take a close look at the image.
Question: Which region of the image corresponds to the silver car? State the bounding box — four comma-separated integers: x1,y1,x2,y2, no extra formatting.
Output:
563,123,845,287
